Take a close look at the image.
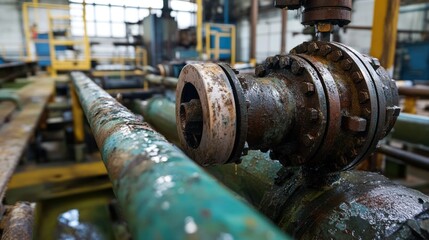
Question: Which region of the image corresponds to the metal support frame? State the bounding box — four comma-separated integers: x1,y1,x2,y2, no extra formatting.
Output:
370,0,400,70
70,72,289,240
205,23,236,66
22,2,91,76
378,144,429,171
196,0,203,54
250,0,258,65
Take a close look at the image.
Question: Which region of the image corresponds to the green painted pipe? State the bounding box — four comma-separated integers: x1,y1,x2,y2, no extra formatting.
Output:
134,97,180,145
391,113,429,147
260,169,429,239
0,89,22,110
135,97,283,205
133,94,429,239
205,151,283,206
71,72,289,240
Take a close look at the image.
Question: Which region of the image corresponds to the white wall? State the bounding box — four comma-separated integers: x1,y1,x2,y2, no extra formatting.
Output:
0,0,84,60
237,0,429,63
0,1,25,59
339,1,428,54
339,0,374,54
236,9,310,63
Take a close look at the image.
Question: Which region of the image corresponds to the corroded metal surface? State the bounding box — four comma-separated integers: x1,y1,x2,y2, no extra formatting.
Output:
274,0,352,27
136,97,283,203
260,169,429,239
71,72,289,240
0,202,34,240
206,151,283,206
135,97,282,205
176,64,237,165
135,95,429,239
176,42,400,173
0,77,54,200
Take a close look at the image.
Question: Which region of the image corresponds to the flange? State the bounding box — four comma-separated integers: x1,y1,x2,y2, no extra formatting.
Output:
176,63,237,165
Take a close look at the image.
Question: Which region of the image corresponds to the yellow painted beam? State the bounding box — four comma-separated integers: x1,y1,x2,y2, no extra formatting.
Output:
22,4,31,60
7,161,107,190
403,97,417,114
231,25,236,66
206,23,211,58
196,0,203,54
370,0,400,70
71,84,85,143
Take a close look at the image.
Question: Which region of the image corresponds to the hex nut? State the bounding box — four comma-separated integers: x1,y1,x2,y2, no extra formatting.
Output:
255,65,266,77
308,42,319,53
359,91,370,104
291,61,304,75
302,134,314,147
370,57,381,70
302,82,315,95
295,44,308,54
279,56,291,68
308,108,319,121
328,50,343,62
341,58,353,71
319,45,332,56
343,116,367,132
352,71,363,83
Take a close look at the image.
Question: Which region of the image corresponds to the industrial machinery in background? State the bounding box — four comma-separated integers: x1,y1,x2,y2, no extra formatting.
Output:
395,3,429,82
22,2,91,77
1,0,429,239
174,0,429,239
397,41,429,81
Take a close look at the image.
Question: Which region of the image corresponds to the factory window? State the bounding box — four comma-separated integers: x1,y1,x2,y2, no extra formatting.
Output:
171,0,197,29
69,0,196,38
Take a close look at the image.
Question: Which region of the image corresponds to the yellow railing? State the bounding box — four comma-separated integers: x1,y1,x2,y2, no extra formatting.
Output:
22,2,91,76
205,23,236,66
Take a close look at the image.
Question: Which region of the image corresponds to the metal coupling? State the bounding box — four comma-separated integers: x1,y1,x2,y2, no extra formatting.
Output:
176,41,400,173
274,0,353,27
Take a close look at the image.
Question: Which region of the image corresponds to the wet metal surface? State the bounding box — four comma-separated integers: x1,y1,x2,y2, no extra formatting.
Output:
206,151,283,206
135,97,283,205
135,97,429,239
1,202,34,240
261,169,429,239
71,72,289,240
176,42,400,174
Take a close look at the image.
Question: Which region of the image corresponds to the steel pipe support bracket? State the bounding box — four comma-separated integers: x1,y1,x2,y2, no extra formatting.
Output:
176,41,400,173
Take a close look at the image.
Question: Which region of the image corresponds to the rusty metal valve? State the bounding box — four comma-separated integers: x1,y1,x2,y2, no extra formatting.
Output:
176,41,400,173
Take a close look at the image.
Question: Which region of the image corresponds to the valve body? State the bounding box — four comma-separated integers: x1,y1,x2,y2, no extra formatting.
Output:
176,41,400,173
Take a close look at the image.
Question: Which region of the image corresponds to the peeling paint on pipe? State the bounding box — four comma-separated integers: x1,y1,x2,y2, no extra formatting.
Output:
70,72,289,240
135,97,283,205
